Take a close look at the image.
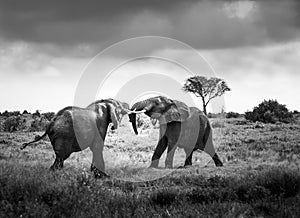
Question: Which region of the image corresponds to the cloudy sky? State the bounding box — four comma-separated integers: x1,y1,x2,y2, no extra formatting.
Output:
0,0,299,113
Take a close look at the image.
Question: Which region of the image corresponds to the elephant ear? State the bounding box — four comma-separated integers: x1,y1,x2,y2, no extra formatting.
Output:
106,103,118,130
160,100,190,124
106,99,129,121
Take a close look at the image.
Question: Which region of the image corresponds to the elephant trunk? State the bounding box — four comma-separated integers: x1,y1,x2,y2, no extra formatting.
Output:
129,113,138,135
129,99,151,135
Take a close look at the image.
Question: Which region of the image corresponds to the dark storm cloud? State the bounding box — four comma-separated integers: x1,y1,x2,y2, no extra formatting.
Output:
255,0,300,42
0,0,190,44
0,0,300,54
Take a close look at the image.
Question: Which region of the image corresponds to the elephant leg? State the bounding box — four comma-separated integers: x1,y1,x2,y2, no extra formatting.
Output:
165,143,176,168
212,153,223,167
90,163,109,178
164,122,181,168
180,146,195,168
50,138,72,170
90,144,105,171
184,150,193,167
203,131,223,167
90,138,109,178
50,157,64,170
150,135,168,168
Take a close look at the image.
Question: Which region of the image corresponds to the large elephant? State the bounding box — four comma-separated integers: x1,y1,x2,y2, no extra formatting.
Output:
128,96,223,168
21,99,130,178
87,98,129,123
104,99,129,124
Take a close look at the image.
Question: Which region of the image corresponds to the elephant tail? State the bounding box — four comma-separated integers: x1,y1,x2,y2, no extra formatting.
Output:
20,124,51,150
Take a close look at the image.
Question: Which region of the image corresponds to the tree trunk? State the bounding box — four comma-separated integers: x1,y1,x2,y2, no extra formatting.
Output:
202,97,207,115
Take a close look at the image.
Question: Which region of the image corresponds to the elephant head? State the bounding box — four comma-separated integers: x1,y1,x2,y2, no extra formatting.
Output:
87,98,130,129
129,96,190,134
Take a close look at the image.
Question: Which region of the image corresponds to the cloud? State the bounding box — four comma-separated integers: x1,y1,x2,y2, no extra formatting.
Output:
199,41,300,112
0,41,53,74
201,41,300,78
41,66,61,77
0,0,299,56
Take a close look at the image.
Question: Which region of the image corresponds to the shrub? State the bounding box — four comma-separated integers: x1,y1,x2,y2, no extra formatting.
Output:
3,116,21,132
2,110,9,117
22,110,30,115
211,120,225,128
226,112,241,118
136,114,152,130
245,100,293,124
208,113,225,118
32,110,41,118
29,117,49,132
42,112,55,121
1,110,21,117
207,113,219,118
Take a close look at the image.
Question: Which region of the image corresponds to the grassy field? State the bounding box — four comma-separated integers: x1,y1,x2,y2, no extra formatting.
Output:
0,117,300,217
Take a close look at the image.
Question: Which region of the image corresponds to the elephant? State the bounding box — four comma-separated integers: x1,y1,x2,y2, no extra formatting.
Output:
21,99,131,178
87,98,129,123
128,96,223,168
104,99,129,124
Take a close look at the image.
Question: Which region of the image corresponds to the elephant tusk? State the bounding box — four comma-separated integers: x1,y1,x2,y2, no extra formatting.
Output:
133,109,146,114
129,109,146,114
125,109,133,114
127,108,136,114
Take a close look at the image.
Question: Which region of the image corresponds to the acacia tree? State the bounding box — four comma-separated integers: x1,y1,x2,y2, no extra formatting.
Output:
183,76,231,115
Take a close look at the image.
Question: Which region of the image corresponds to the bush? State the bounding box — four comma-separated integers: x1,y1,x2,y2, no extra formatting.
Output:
32,110,41,118
2,110,9,117
29,117,49,132
226,112,240,118
1,110,21,117
136,114,152,130
3,116,21,132
42,112,55,121
211,120,225,128
245,100,293,124
22,110,30,115
207,113,225,118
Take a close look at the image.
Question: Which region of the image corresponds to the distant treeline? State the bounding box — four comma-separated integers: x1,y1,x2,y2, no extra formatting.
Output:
0,99,298,132
0,110,55,132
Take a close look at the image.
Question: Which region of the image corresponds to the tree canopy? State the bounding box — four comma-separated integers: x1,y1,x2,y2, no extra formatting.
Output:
183,76,231,114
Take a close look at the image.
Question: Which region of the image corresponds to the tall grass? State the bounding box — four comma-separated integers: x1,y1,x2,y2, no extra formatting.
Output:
1,117,300,217
0,162,299,217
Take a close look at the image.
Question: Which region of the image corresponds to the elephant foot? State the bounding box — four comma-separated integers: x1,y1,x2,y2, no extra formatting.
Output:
149,160,159,168
148,165,159,169
50,158,64,171
178,165,192,169
212,154,223,167
91,164,110,179
184,160,192,166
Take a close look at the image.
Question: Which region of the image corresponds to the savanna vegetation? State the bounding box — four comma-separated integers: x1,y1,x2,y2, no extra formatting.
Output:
245,99,294,124
0,109,299,217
